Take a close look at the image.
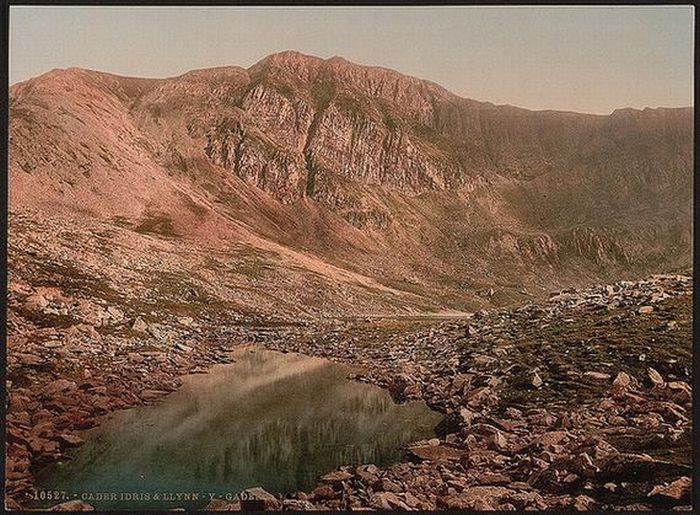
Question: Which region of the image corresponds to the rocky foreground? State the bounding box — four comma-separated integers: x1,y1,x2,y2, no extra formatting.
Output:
5,273,693,511
224,273,693,511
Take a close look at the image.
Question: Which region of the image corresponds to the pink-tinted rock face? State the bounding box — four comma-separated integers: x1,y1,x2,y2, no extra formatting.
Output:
8,51,693,307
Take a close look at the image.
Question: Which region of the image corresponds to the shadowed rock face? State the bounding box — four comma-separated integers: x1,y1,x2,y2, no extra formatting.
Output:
8,51,693,312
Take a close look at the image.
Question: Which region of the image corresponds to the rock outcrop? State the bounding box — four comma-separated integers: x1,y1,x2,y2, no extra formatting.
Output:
9,51,693,311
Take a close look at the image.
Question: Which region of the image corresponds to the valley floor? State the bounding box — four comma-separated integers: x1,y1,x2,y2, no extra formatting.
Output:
5,261,692,511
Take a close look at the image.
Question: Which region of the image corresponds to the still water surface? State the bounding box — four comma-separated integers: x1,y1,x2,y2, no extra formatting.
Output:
36,347,441,510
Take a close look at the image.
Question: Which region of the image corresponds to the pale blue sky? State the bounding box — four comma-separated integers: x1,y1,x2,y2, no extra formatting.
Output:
9,6,694,114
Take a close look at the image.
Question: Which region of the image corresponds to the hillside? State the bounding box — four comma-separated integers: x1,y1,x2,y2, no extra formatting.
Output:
9,51,693,315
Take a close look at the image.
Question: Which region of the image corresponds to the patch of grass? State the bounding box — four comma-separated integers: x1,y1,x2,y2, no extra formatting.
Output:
134,214,179,238
111,216,132,228
337,318,438,348
30,261,122,304
460,294,692,410
178,191,208,220
311,80,336,110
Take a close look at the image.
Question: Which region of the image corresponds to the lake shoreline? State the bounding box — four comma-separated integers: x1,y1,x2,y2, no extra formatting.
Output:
7,274,693,511
20,343,442,510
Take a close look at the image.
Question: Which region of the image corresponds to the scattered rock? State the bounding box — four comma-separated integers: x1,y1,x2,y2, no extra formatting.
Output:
612,372,631,389
204,499,241,511
175,342,192,353
311,484,337,500
239,487,281,511
573,495,595,511
131,317,148,333
648,476,691,501
406,444,464,462
531,371,543,388
319,470,353,483
438,486,513,510
282,499,315,510
58,433,84,447
24,293,49,311
49,500,94,511
370,492,409,510
4,271,692,511
584,371,611,381
647,367,665,387
178,316,194,327
106,306,124,321
41,379,77,397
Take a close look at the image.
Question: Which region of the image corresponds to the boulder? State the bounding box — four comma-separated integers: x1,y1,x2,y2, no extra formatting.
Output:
647,367,665,387
131,317,148,333
584,371,611,381
310,484,337,500
24,293,49,311
647,476,691,501
175,342,192,353
531,372,543,388
573,495,595,511
204,499,241,511
406,444,464,462
41,379,78,397
282,499,315,510
537,431,569,448
380,478,402,493
370,492,409,510
58,433,84,447
106,306,125,322
438,486,513,510
356,464,380,483
178,316,194,327
612,372,631,389
49,500,94,511
28,436,59,456
239,487,280,511
319,470,353,483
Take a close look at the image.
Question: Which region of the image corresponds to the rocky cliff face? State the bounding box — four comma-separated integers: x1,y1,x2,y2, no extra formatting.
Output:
8,51,693,312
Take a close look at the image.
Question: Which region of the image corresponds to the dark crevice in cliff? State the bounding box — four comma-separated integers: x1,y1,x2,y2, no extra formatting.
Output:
301,79,337,198
217,143,228,167
232,134,244,178
305,154,317,196
204,118,247,179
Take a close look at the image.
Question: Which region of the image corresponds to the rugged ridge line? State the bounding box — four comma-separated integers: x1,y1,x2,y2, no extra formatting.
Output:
8,51,693,311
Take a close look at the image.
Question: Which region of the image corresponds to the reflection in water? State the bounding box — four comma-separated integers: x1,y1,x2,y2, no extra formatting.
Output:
36,348,442,510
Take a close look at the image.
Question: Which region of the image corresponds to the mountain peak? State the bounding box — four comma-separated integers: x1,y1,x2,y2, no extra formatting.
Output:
7,48,693,320
251,50,323,69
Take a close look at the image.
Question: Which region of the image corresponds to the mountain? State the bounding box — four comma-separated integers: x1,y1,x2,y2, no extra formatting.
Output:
8,51,693,315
